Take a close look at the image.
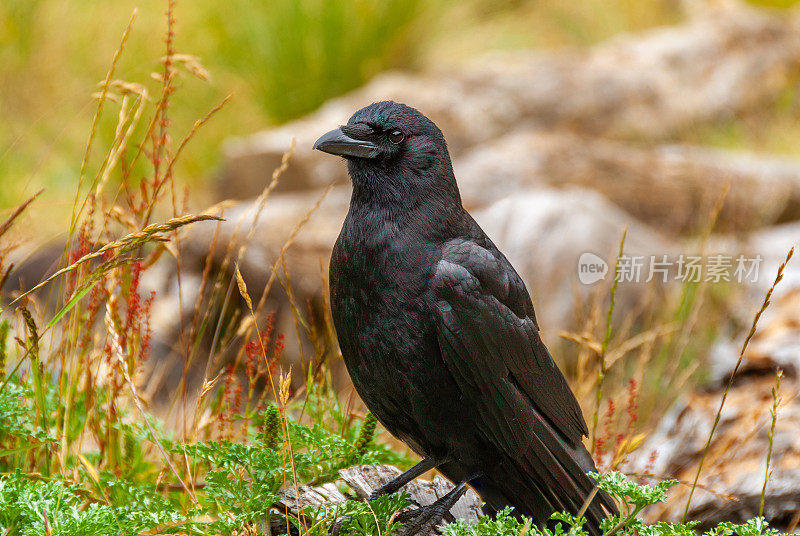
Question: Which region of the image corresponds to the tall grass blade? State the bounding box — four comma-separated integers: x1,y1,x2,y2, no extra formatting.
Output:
591,226,626,454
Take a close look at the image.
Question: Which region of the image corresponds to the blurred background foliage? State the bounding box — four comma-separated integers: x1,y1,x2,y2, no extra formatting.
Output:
0,0,798,216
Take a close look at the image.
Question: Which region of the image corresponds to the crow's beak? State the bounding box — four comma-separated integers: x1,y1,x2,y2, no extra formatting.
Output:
313,128,379,159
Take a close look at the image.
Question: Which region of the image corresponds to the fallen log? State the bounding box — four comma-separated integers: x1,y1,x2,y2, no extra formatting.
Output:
218,3,800,199
455,131,800,233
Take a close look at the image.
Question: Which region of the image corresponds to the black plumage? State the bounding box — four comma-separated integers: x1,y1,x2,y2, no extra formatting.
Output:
314,101,618,535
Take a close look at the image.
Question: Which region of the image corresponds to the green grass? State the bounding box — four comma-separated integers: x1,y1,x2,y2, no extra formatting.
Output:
193,0,430,123
0,371,409,535
0,361,785,535
0,0,433,216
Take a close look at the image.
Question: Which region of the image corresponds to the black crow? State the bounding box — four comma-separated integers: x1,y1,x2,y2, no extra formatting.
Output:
314,101,618,535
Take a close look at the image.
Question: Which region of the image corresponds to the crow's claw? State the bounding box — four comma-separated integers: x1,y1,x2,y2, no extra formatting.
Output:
395,481,467,536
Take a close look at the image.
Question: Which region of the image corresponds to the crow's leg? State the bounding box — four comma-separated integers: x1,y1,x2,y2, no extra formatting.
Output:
332,458,448,536
368,457,444,500
396,481,468,536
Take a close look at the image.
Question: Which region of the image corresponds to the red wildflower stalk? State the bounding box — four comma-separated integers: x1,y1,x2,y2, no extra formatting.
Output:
219,364,236,440
80,283,108,349
625,378,639,438
121,260,144,351
140,290,156,363
594,399,616,469
643,449,659,482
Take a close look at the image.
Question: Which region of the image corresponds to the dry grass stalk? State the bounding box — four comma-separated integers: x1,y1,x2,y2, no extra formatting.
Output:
661,185,730,391
682,247,794,521
604,323,678,369
142,93,233,225
759,368,782,517
186,181,334,432
253,183,334,318
2,214,222,313
234,264,306,532
104,297,198,504
276,256,309,367
93,84,149,200
560,323,677,371
0,189,44,239
237,138,297,260
183,142,295,432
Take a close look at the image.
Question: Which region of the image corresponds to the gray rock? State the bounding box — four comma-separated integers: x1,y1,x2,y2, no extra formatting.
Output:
472,188,673,330
627,278,800,530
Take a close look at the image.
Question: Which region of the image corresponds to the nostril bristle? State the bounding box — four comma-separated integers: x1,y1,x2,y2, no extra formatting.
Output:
341,123,374,139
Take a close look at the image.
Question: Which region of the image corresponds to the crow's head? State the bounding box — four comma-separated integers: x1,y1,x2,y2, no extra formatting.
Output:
313,101,454,184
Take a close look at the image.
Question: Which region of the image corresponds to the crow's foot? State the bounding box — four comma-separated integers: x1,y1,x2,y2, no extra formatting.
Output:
395,481,467,536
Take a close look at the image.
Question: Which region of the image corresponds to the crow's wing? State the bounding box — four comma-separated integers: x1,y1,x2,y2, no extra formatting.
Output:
433,238,588,443
431,238,605,516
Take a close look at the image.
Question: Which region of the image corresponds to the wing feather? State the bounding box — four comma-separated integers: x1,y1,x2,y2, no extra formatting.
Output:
431,240,616,527
433,243,587,442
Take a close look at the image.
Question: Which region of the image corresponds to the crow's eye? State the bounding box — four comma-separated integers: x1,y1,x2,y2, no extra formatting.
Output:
388,130,405,144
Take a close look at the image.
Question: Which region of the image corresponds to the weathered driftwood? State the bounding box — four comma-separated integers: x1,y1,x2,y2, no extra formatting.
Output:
274,464,482,534
338,465,482,524
218,127,800,240
218,4,800,199
627,374,800,530
454,131,800,233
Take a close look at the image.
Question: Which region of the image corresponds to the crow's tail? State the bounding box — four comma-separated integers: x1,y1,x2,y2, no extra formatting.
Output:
473,464,617,536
